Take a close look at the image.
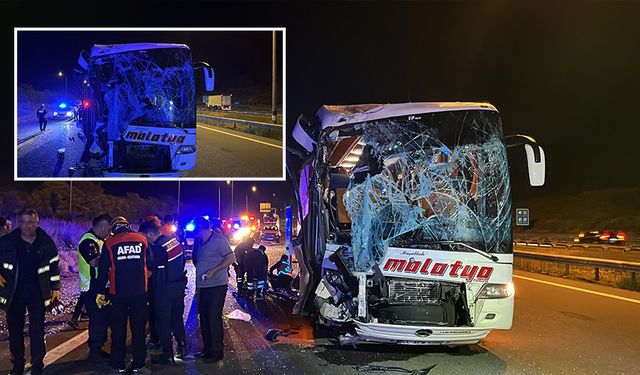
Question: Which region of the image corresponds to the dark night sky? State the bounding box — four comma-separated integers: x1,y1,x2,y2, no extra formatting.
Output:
5,2,640,205
18,30,281,93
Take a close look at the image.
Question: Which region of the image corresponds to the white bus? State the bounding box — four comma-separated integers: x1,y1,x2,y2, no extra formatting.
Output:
77,43,214,177
289,102,545,346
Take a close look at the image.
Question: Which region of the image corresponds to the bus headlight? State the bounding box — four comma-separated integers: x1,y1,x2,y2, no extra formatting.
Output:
477,283,514,299
177,145,196,154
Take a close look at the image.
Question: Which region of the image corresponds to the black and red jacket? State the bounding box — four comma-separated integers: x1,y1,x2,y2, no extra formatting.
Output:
97,230,150,299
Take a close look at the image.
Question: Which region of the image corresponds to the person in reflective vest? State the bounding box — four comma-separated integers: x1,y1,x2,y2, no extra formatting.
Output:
269,254,294,291
245,245,269,301
76,214,112,363
139,218,188,364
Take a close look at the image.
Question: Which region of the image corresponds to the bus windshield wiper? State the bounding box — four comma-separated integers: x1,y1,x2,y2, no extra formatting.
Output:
438,241,499,262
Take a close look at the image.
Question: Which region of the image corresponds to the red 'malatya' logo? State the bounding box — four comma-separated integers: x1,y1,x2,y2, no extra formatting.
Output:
125,131,186,144
382,257,494,282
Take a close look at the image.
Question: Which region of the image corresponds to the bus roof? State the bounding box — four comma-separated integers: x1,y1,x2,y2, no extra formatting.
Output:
316,102,498,130
90,43,189,58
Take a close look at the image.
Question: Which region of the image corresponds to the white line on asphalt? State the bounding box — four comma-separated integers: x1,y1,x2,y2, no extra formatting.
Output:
513,274,640,305
25,330,89,374
197,124,283,149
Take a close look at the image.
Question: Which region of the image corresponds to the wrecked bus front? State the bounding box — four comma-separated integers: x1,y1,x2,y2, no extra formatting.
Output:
80,43,213,177
290,102,545,346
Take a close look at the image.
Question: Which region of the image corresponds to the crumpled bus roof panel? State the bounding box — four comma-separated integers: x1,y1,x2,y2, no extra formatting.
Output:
90,43,189,58
316,102,498,130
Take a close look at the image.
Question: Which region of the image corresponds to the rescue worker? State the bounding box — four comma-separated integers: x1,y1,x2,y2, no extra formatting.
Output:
139,218,188,364
0,216,12,237
96,216,151,374
193,217,235,363
0,209,61,375
143,216,161,350
75,214,112,363
245,245,269,301
36,104,47,132
269,254,294,291
232,236,254,297
160,215,177,237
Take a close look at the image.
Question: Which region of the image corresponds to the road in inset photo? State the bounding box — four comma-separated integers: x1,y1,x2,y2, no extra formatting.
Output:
16,28,284,179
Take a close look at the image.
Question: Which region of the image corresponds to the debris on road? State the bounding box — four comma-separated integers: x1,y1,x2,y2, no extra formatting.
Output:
354,364,437,374
264,328,289,342
226,309,252,321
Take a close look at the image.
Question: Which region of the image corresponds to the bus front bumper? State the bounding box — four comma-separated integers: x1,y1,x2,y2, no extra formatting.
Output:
352,321,492,346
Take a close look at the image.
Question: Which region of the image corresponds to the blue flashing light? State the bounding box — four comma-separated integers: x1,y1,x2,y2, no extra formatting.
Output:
233,223,240,230
59,103,67,109
185,223,195,232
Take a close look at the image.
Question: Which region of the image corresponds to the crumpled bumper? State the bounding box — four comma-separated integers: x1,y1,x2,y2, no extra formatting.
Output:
353,321,491,345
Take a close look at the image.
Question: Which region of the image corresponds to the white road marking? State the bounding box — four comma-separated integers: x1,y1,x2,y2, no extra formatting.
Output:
25,329,89,374
197,124,283,149
514,274,640,305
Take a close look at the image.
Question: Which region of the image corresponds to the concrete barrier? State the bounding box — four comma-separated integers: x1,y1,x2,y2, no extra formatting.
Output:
514,249,640,291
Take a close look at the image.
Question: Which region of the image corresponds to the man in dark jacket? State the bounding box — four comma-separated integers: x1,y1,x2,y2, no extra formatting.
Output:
139,218,188,364
96,216,151,374
36,104,47,132
245,245,269,301
0,209,61,375
232,236,254,297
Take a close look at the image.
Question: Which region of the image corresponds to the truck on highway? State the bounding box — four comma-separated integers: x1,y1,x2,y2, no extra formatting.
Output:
261,208,281,242
76,43,215,177
288,102,546,346
204,94,232,110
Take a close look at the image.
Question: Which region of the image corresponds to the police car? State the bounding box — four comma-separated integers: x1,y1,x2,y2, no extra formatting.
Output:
51,102,77,121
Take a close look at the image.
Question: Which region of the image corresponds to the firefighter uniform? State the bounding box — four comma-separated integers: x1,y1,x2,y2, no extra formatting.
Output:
77,230,110,361
150,234,187,361
96,222,150,372
245,245,269,300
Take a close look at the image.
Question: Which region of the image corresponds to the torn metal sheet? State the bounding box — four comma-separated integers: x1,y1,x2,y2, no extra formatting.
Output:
343,110,511,271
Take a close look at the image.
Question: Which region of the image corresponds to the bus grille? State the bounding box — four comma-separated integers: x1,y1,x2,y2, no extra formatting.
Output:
388,279,441,305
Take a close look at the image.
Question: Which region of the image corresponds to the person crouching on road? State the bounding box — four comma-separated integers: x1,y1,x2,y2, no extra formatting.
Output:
96,216,151,374
193,217,235,363
74,214,112,363
0,208,62,375
232,236,254,297
269,254,294,292
245,245,269,301
139,218,188,365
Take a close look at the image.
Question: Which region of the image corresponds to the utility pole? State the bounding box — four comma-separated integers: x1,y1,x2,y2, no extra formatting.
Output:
271,31,277,124
69,181,73,217
218,184,221,218
177,181,181,218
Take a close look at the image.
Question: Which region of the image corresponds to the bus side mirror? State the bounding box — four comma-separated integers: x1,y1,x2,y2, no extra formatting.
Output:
524,144,545,186
194,62,215,95
202,66,215,92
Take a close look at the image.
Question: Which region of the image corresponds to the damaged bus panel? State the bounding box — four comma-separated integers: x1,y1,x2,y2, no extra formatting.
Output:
77,43,214,177
289,102,545,346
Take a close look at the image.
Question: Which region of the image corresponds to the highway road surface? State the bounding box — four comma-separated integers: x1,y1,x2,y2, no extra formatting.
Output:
16,119,283,179
191,123,283,178
1,245,638,374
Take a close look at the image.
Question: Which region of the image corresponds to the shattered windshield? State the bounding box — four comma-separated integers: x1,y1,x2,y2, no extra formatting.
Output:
341,110,511,271
92,48,195,140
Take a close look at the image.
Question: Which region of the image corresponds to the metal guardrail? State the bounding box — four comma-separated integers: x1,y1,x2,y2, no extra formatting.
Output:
514,249,640,273
197,114,283,131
